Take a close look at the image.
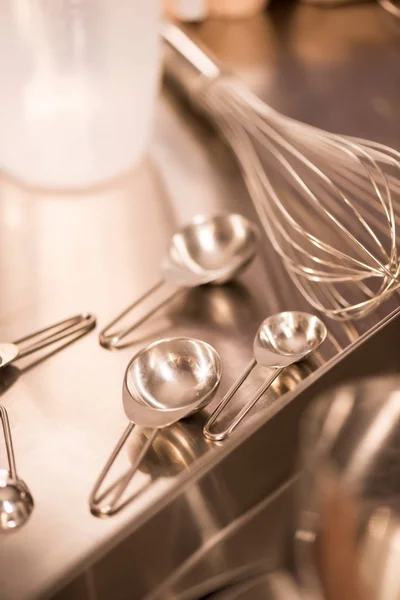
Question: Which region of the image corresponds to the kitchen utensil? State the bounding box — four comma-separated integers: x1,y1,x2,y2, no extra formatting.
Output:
99,213,259,349
162,24,400,321
204,311,326,441
90,336,222,516
296,376,400,600
0,313,96,369
0,405,34,531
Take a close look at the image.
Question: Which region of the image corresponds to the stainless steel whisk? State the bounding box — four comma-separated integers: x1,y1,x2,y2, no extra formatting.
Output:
163,24,400,321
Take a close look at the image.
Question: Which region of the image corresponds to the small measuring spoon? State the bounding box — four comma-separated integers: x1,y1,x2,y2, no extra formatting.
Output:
99,213,259,349
0,313,96,369
204,311,327,442
0,405,34,531
90,336,222,516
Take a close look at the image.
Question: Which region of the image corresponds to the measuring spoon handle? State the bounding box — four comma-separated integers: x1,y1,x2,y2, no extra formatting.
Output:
0,405,17,479
89,423,158,517
203,364,283,442
99,281,182,349
14,313,96,359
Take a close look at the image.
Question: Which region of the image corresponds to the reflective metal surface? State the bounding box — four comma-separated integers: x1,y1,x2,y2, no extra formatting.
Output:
123,337,222,424
0,3,398,600
90,337,222,516
99,214,259,348
203,570,301,600
204,312,327,440
254,312,327,366
0,470,33,533
55,309,400,600
0,405,34,532
296,376,400,600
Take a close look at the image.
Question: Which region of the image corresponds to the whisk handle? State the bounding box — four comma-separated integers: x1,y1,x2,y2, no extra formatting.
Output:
162,22,222,100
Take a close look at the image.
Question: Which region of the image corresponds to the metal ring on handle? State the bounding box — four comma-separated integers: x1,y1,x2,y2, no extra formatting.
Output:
0,405,17,480
203,361,283,442
14,313,96,359
99,282,181,349
89,424,158,516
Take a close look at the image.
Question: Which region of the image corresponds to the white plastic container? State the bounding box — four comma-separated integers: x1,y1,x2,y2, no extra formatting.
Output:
0,0,161,189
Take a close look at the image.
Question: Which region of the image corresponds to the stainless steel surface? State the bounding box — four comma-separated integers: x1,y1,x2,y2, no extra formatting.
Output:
0,4,398,600
204,312,327,441
99,214,259,348
0,404,33,531
90,337,222,516
204,570,301,600
0,313,96,368
296,376,400,600
53,309,400,600
163,23,400,321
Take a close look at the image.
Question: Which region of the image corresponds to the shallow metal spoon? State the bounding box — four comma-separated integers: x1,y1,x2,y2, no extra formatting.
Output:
99,213,259,349
0,313,96,369
204,311,327,442
90,336,222,516
0,405,34,531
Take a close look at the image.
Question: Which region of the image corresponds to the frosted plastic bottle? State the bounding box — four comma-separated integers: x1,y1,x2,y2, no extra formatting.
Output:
0,0,161,189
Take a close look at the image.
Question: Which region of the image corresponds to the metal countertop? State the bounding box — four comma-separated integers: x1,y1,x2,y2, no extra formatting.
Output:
0,4,399,599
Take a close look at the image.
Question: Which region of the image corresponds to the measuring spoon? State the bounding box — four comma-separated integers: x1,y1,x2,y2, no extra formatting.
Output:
204,311,327,442
99,213,259,349
90,336,222,516
0,405,34,531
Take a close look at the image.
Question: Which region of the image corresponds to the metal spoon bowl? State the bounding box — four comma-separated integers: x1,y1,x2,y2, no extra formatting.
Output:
204,311,327,442
255,312,328,368
0,405,34,532
0,344,19,368
90,337,222,516
162,214,259,286
124,337,222,426
99,213,259,348
0,471,34,532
